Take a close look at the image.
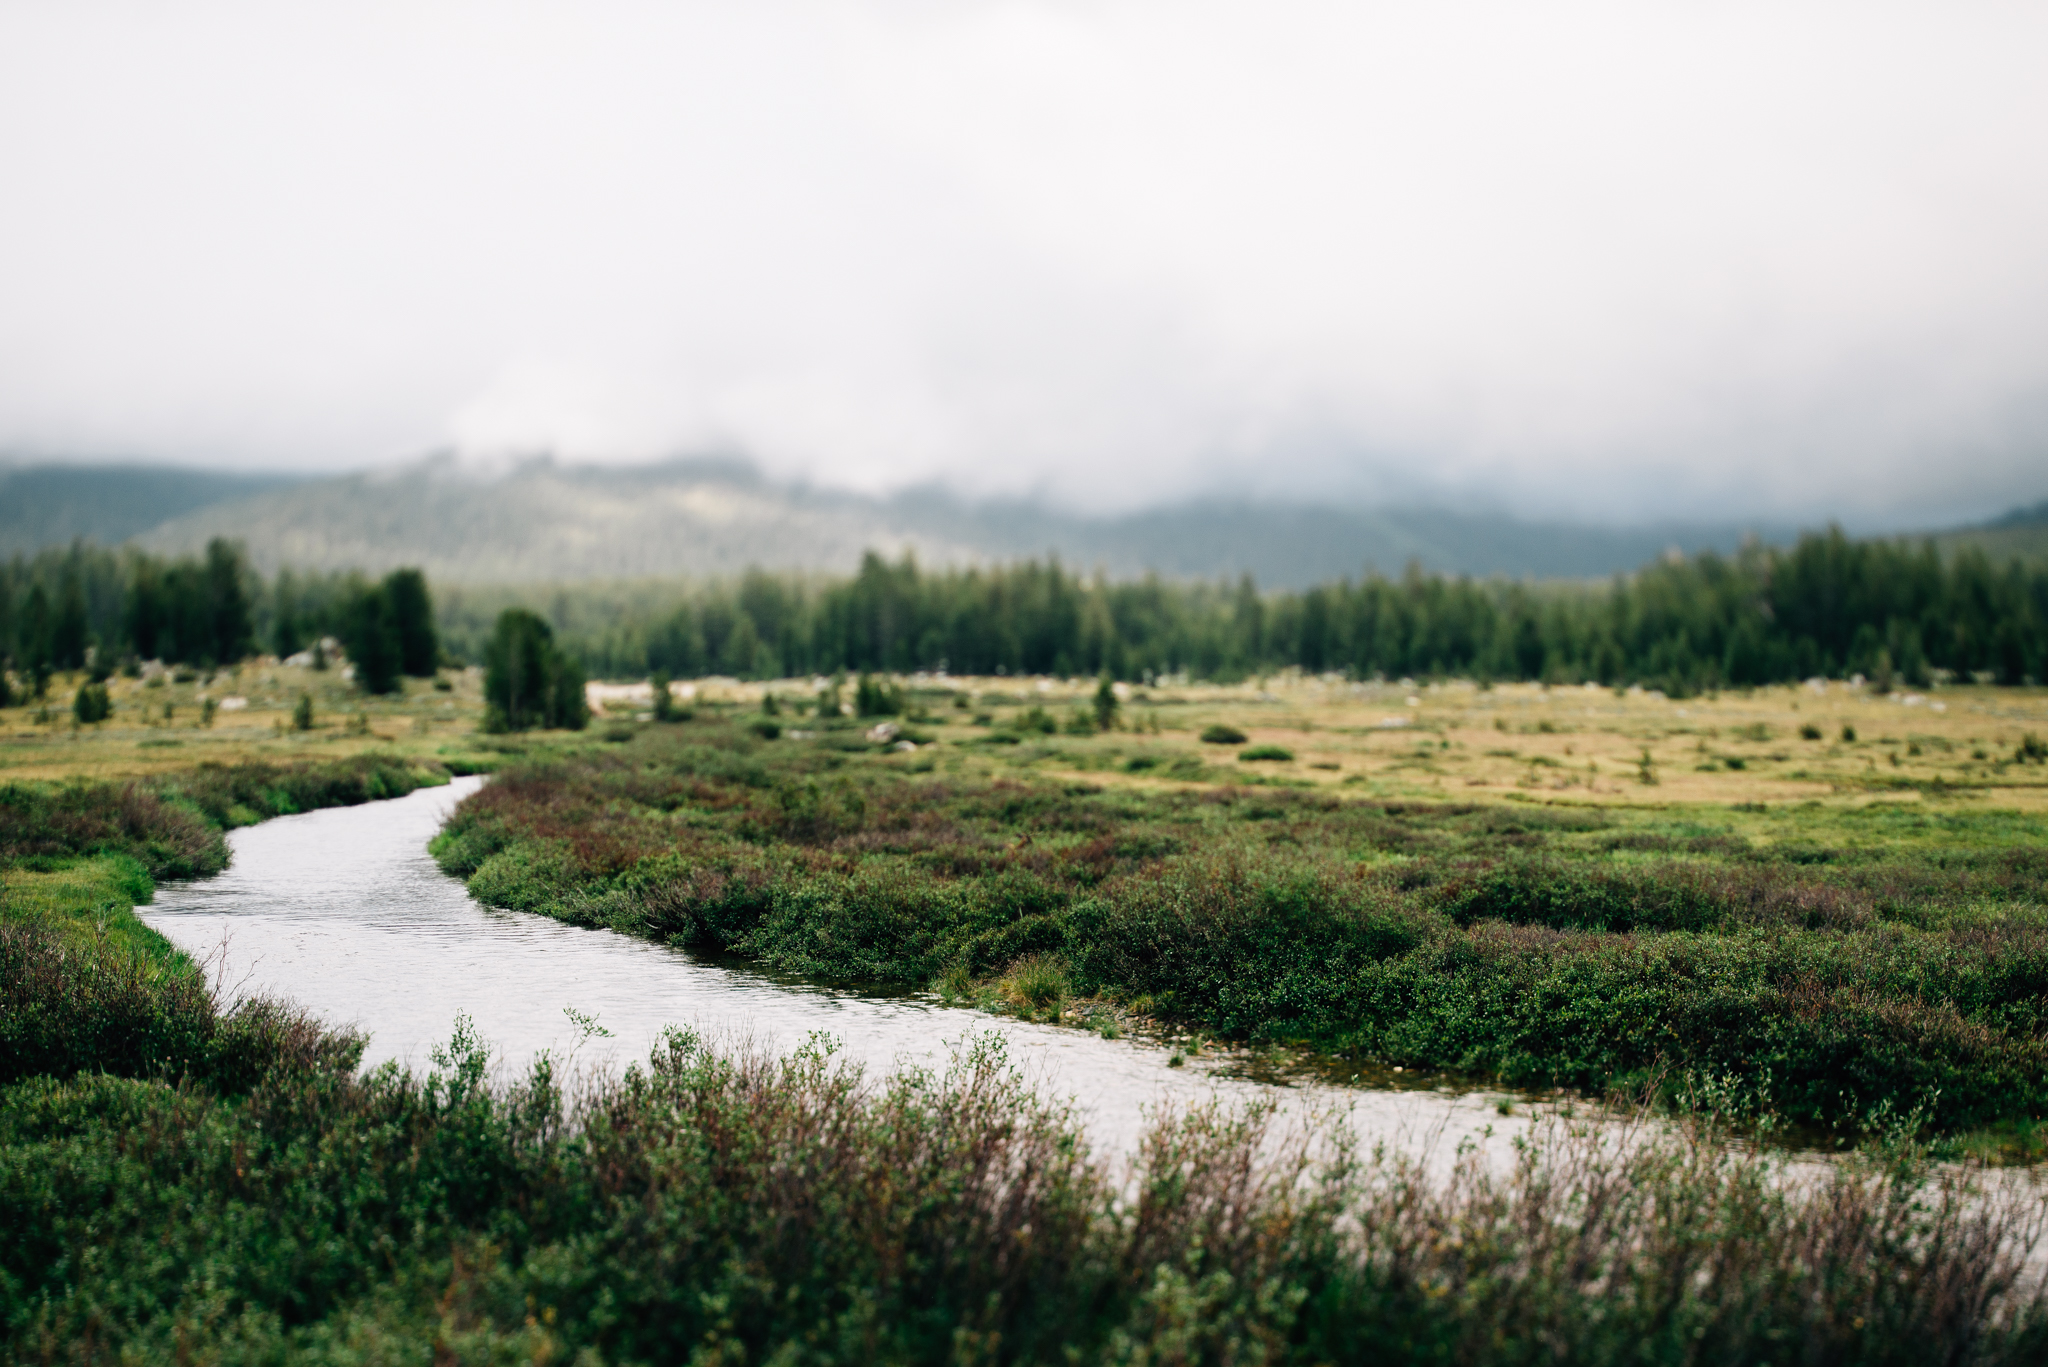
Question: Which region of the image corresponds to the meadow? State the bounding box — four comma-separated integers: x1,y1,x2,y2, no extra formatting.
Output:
430,672,2048,1144
8,665,2048,1358
5,761,2048,1363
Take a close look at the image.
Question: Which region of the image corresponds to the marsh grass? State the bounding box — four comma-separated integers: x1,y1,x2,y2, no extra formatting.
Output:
7,760,2048,1360
6,967,2046,1364
433,723,2048,1136
999,953,1071,1012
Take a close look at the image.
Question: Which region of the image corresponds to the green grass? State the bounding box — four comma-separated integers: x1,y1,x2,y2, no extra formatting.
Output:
431,718,2048,1137
6,737,2048,1359
1,755,454,1095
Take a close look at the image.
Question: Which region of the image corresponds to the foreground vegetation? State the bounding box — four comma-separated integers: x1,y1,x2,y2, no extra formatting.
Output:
4,765,2046,1362
6,695,2048,1355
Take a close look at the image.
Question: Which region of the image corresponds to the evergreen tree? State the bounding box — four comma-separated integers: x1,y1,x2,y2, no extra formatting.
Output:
204,538,255,664
342,585,403,695
1093,673,1120,731
383,567,438,676
484,609,589,731
18,584,52,675
650,670,679,721
52,571,88,671
272,570,305,659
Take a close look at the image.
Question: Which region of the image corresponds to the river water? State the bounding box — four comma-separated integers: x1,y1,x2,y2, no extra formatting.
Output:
140,776,1531,1157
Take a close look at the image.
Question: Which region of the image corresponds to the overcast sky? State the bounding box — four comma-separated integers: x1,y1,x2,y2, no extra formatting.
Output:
2,1,2045,525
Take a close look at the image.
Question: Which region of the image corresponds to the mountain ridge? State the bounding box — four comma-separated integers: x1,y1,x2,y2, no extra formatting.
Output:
126,454,1801,587
6,453,2040,587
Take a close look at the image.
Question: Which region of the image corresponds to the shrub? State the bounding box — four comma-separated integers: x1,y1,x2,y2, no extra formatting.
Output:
1093,674,1120,731
0,919,358,1092
1011,704,1057,735
1800,722,1823,740
854,672,902,717
1239,744,1294,762
0,782,223,878
1201,724,1247,744
429,725,2048,1134
4,1026,2046,1363
649,670,681,722
1001,954,1070,1009
71,682,111,724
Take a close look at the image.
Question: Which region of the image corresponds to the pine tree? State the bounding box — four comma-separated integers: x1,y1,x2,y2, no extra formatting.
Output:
204,539,255,664
383,568,439,676
343,585,403,695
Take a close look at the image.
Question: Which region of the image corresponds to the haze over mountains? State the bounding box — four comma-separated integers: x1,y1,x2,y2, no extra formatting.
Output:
2,455,1808,587
3,456,2041,588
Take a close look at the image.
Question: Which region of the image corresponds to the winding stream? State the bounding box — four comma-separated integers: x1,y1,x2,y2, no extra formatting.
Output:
141,776,1529,1156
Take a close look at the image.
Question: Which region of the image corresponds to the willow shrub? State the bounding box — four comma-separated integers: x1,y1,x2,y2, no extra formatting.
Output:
7,1012,2048,1363
432,726,2048,1133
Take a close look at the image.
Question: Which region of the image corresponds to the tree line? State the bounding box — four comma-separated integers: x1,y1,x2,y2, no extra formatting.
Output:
4,529,2044,706
561,530,2047,695
0,540,438,698
0,538,588,731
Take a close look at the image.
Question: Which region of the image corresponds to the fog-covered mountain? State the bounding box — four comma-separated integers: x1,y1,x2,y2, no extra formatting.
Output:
0,462,300,559
13,453,2033,587
1932,498,2048,568
113,455,1798,586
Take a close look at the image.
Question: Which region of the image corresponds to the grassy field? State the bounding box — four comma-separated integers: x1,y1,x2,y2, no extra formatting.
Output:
0,659,493,784
7,671,2048,1358
739,671,2047,810
418,673,2048,1146
583,668,2048,815
9,658,2044,804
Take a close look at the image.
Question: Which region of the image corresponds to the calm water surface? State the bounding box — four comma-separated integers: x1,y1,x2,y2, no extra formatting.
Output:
142,777,1524,1156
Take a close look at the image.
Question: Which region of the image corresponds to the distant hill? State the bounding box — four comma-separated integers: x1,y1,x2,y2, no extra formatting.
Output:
1927,498,2048,567
134,457,988,582
121,454,1798,587
0,463,301,558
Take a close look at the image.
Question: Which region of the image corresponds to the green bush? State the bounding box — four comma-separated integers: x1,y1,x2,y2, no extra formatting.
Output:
1201,724,1247,744
1010,704,1058,735
1093,674,1120,731
71,681,111,724
1239,744,1293,761
6,1018,2041,1363
854,672,902,716
9,735,2048,1357
430,725,2048,1134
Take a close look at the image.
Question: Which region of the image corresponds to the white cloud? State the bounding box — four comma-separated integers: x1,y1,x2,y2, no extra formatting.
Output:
1,0,2044,524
